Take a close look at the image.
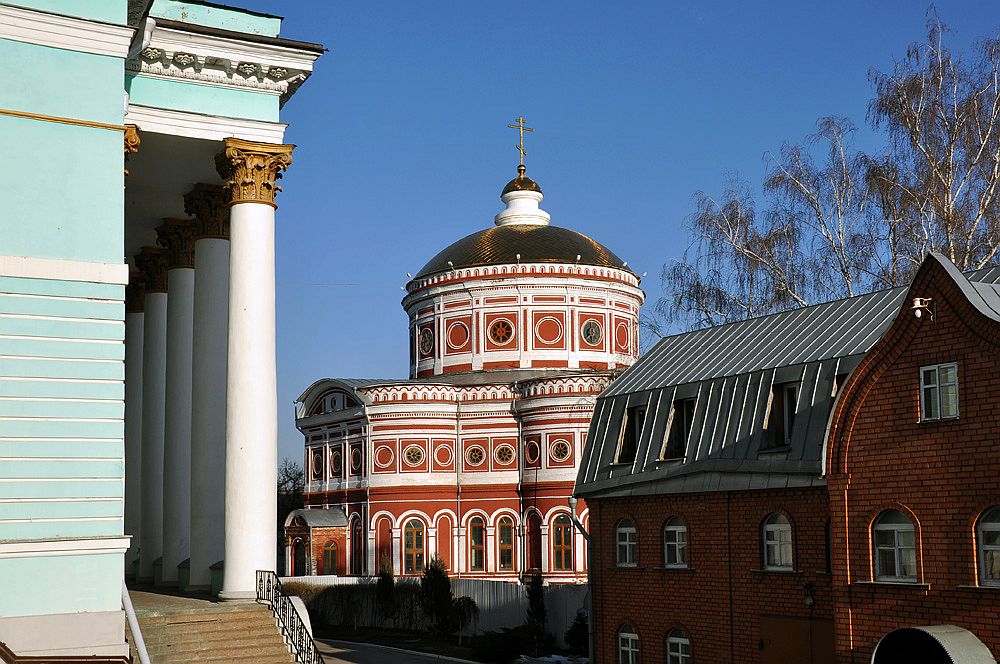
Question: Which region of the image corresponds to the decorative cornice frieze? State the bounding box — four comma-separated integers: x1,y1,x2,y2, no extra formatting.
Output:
216,138,294,208
135,246,169,293
123,124,140,175
126,269,146,314
156,219,197,269
184,183,229,239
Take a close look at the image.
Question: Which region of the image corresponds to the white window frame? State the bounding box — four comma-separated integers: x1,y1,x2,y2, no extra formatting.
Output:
978,507,1000,587
666,629,691,664
663,518,688,568
762,513,793,570
618,626,640,664
872,511,917,582
919,362,958,421
616,520,638,568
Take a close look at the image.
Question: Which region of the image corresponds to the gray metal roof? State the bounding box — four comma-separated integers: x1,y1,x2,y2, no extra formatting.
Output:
284,507,348,529
575,254,1000,499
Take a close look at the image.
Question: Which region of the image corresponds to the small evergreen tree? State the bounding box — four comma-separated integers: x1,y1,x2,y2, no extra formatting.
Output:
375,555,397,627
565,610,589,656
419,555,453,633
524,573,547,655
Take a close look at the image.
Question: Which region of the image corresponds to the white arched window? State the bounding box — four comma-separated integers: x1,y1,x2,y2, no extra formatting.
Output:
662,517,688,568
666,628,691,664
618,624,639,664
977,506,1000,587
762,513,793,570
873,510,916,581
616,519,637,567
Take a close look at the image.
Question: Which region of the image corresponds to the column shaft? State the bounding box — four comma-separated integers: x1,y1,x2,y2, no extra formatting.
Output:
124,311,144,575
139,292,167,582
189,237,229,589
219,202,278,599
161,267,195,585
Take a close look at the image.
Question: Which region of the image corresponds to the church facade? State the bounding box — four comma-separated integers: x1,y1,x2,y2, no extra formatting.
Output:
290,157,644,582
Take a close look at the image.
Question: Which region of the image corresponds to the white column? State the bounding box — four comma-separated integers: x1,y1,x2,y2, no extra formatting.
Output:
187,183,230,591
137,248,168,583
217,138,293,600
123,278,144,577
161,263,194,585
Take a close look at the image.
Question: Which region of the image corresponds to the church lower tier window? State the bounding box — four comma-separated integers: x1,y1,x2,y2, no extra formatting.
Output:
498,517,515,571
979,507,1000,587
552,515,574,571
404,519,425,574
920,362,958,421
469,517,485,571
323,541,337,575
618,625,640,664
873,510,917,581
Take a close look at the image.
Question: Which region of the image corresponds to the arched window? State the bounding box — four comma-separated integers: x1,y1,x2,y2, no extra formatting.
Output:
978,507,1000,587
323,541,337,576
762,513,793,570
403,519,425,574
498,516,515,571
872,510,916,581
665,628,691,664
350,519,364,575
618,624,640,664
552,515,574,571
663,517,688,568
616,518,638,567
469,516,486,571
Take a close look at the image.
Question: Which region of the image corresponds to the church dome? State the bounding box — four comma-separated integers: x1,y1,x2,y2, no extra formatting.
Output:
415,224,629,278
501,174,543,195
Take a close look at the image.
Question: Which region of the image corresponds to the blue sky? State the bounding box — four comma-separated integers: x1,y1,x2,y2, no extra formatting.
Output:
245,0,998,463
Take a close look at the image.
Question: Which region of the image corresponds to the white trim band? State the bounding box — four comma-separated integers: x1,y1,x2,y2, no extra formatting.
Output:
0,4,133,58
0,256,129,285
125,104,287,142
0,535,130,558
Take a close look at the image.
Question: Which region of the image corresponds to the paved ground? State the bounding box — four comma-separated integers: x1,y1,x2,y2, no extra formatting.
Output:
317,639,475,664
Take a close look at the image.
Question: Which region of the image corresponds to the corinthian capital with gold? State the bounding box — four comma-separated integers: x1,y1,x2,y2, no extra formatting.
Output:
184,183,229,239
134,247,169,293
215,138,295,208
156,219,198,269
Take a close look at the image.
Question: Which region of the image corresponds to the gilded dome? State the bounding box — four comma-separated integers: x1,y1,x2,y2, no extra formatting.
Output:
501,174,543,195
414,224,630,278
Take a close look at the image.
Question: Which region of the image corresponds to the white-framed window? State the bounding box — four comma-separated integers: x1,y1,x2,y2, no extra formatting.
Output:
763,382,798,449
977,506,1000,587
920,362,958,421
616,519,638,567
662,517,688,568
618,625,640,664
872,510,917,581
762,513,793,570
666,628,691,664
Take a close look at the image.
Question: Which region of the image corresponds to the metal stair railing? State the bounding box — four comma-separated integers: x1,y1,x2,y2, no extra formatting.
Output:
122,582,151,664
256,570,323,664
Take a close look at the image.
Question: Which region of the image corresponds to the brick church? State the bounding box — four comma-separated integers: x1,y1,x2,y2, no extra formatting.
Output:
286,149,644,583
576,252,1000,663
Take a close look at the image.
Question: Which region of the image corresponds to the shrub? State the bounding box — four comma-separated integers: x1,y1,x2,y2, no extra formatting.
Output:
564,610,589,656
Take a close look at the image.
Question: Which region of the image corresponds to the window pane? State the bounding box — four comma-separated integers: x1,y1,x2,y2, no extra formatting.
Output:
897,529,915,548
941,384,958,418
983,530,1000,546
984,550,1000,582
780,540,793,566
875,529,896,548
877,548,897,577
923,385,939,419
922,368,937,386
500,524,513,545
899,546,916,577
939,364,956,384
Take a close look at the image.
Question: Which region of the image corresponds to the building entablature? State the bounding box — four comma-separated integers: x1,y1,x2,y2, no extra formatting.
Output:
403,266,643,301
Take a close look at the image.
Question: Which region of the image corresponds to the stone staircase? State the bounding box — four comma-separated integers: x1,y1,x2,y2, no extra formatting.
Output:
127,591,299,663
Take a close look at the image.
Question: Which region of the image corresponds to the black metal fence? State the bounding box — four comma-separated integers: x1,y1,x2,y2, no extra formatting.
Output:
257,569,325,664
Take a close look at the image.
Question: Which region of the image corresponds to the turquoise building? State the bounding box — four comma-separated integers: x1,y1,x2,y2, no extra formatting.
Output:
0,0,320,656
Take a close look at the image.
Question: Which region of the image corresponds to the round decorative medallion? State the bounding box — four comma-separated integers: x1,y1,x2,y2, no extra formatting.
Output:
374,446,394,469
434,444,454,466
494,443,516,466
489,319,515,346
419,327,435,356
615,322,630,351
403,444,425,467
447,321,471,350
351,448,362,471
331,450,342,474
549,439,572,462
466,445,486,467
525,441,540,464
534,316,564,344
311,450,323,477
582,319,603,346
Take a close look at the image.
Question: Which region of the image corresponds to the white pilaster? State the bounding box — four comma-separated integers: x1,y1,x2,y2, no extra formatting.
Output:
124,310,144,575
189,237,229,589
139,292,167,582
161,266,194,585
219,201,278,599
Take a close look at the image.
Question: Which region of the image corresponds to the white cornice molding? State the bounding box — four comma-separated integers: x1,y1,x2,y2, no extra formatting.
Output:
0,255,129,286
126,22,320,104
0,4,133,58
125,104,287,142
0,536,130,558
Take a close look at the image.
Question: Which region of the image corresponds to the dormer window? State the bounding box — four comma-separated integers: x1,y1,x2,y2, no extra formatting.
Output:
661,398,695,460
920,362,958,421
615,404,646,465
763,382,798,450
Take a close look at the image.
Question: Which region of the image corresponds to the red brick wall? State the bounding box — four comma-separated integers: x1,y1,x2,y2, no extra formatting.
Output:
590,487,831,664
827,258,1000,663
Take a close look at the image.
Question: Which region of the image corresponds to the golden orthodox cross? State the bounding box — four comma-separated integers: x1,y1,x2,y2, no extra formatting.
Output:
507,116,534,167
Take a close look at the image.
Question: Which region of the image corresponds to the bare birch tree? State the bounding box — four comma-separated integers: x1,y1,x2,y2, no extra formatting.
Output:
654,14,1000,332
